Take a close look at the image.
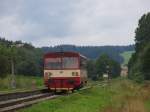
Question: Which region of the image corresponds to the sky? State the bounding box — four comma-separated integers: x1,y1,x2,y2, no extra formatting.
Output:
0,0,150,47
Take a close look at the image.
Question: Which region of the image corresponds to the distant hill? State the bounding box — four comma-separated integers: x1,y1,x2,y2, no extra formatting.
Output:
0,37,135,64
42,45,135,64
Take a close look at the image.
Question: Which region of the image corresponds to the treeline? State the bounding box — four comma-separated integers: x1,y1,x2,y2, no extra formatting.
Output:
0,37,132,79
42,45,134,64
128,12,150,82
0,38,43,77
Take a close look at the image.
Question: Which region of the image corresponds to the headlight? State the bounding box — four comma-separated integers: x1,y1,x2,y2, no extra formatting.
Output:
45,72,52,78
49,72,52,76
45,72,48,76
76,72,79,76
72,72,75,76
44,72,49,79
72,72,79,76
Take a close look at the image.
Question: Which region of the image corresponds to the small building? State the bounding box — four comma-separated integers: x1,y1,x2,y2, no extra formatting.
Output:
121,66,128,77
103,73,108,78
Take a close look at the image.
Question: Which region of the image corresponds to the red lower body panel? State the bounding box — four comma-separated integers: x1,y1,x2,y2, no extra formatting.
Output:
45,77,81,90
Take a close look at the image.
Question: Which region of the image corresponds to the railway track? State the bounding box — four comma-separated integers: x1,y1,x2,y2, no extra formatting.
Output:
0,89,58,112
0,82,106,112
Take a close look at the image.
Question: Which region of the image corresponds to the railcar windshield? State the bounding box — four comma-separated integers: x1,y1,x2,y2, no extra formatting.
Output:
62,57,78,69
45,58,61,69
44,57,79,69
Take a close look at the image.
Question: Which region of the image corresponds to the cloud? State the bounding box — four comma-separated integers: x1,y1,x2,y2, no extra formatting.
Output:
0,0,150,47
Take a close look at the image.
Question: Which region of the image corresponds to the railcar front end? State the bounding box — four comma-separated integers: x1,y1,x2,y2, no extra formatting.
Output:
44,52,87,91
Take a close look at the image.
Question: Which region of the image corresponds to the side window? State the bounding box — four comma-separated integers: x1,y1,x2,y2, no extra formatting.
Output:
80,58,87,69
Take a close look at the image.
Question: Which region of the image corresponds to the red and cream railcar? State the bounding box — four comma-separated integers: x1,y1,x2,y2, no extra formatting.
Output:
44,52,87,91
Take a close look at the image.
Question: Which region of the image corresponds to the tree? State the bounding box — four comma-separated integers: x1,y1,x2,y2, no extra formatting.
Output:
128,12,150,81
86,60,97,80
0,38,43,77
17,60,40,76
135,13,150,51
95,54,121,79
140,43,150,80
0,44,10,77
15,47,43,76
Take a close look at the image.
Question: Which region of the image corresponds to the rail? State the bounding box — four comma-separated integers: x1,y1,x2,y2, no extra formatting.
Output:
0,89,59,112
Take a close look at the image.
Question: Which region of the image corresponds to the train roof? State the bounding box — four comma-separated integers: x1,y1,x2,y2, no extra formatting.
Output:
44,51,87,59
79,54,88,60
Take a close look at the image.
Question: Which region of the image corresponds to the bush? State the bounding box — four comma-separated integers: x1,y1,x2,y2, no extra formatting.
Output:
133,72,144,83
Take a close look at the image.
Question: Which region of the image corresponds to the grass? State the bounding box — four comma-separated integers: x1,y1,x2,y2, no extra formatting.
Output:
19,84,112,112
120,51,134,65
145,100,150,112
18,78,150,112
0,75,44,93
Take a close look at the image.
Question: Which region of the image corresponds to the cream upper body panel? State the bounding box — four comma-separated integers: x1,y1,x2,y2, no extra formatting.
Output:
44,69,80,77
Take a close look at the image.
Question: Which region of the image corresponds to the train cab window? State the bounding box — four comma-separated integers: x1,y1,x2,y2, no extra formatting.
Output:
62,57,78,69
80,57,87,69
45,58,61,69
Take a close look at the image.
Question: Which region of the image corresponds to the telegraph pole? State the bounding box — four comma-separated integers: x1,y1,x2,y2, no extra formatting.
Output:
11,55,15,75
10,45,16,88
10,44,24,88
106,65,110,84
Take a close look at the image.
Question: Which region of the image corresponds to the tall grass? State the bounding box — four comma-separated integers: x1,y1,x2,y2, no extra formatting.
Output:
0,75,44,93
103,79,150,112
